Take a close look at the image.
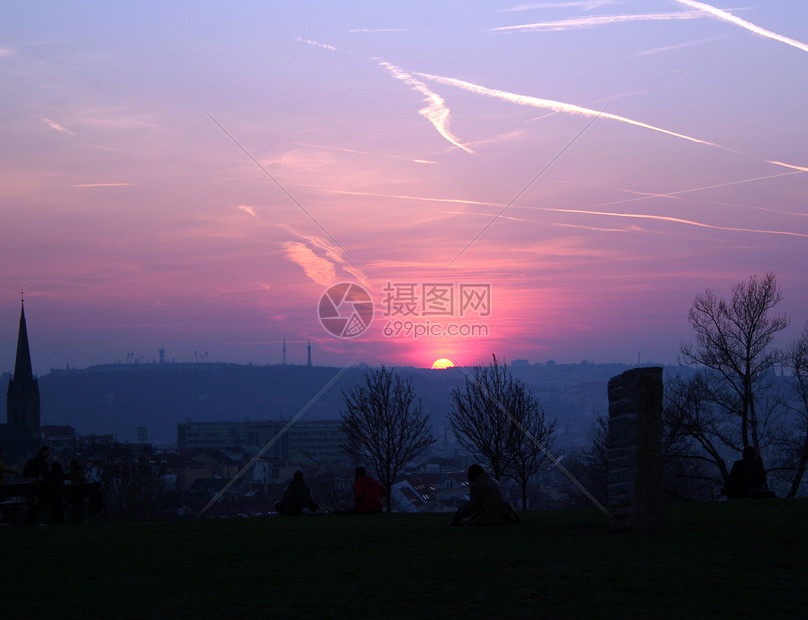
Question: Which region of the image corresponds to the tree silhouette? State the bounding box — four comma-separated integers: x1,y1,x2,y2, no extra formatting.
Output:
339,366,435,512
680,272,788,452
449,355,556,509
507,392,556,510
781,323,808,496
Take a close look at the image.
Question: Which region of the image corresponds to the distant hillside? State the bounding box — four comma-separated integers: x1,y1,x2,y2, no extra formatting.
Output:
4,361,687,446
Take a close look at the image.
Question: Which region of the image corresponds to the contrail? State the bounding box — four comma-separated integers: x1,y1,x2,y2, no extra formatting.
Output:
578,171,806,212
377,60,473,154
417,72,718,147
492,11,701,32
527,206,808,239
674,0,808,55
415,72,808,172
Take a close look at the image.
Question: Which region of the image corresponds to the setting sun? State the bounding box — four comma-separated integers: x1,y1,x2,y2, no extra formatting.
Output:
431,358,455,370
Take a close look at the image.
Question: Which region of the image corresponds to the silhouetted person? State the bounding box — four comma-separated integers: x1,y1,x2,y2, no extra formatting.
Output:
274,471,318,515
352,467,388,514
45,462,69,523
23,446,50,524
722,446,772,499
450,464,519,526
24,445,50,482
68,458,88,522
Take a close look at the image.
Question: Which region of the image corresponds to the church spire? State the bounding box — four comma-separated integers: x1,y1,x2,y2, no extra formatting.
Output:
13,299,34,385
7,297,40,439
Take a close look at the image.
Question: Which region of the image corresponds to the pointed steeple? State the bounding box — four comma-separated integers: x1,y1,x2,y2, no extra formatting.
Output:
7,298,40,437
13,300,35,386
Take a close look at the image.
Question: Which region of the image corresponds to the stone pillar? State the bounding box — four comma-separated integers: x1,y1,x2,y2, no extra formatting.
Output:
607,367,663,531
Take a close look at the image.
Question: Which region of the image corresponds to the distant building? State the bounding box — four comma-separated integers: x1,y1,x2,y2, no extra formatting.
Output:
1,301,42,466
41,425,77,449
176,419,347,464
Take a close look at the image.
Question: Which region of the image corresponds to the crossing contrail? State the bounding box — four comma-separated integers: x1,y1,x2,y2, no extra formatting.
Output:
378,60,473,154
415,72,808,172
674,0,808,55
416,72,720,147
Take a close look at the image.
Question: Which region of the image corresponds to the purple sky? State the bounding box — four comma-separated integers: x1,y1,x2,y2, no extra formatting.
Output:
2,1,807,374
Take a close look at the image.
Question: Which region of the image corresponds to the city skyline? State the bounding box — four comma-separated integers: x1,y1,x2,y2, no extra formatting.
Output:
2,1,807,375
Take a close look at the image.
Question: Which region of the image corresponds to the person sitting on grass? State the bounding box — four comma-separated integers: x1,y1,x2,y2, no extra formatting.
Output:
450,463,519,526
274,471,318,515
721,446,775,499
352,467,388,514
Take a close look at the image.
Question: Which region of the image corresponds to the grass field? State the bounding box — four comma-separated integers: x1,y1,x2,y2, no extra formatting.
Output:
1,499,806,619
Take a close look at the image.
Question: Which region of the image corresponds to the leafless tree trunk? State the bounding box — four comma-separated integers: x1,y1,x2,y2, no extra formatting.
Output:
340,366,435,512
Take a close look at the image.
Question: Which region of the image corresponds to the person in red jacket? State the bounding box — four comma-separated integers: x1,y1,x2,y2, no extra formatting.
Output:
352,467,388,514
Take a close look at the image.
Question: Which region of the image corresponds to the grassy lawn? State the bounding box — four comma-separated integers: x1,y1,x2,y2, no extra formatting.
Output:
1,499,806,618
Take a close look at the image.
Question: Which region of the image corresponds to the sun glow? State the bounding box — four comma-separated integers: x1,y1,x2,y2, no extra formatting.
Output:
431,358,455,369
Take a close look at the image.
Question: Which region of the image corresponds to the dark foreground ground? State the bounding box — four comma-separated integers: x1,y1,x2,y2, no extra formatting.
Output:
1,498,806,618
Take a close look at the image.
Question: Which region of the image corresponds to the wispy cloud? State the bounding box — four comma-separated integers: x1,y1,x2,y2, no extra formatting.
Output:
281,227,370,289
282,241,337,287
43,118,74,134
295,37,342,52
0,48,13,57
330,188,500,209
635,35,726,57
377,60,473,154
500,2,616,11
237,205,258,218
350,28,408,33
492,11,701,32
290,141,435,164
70,183,134,188
674,0,808,55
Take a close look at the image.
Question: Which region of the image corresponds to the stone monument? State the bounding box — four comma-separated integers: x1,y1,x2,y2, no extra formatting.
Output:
607,366,663,531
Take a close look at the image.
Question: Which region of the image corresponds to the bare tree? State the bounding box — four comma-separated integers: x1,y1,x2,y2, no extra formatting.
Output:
448,355,523,481
449,355,556,506
780,323,808,497
662,373,731,498
679,272,789,453
340,366,435,512
508,394,556,510
572,415,609,506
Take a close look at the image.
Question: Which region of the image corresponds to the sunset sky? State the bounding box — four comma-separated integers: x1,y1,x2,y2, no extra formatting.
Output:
2,1,807,375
